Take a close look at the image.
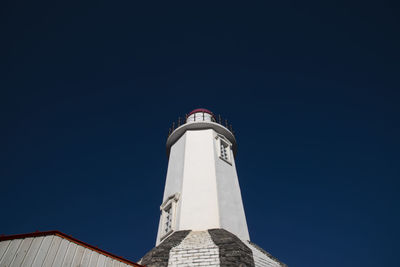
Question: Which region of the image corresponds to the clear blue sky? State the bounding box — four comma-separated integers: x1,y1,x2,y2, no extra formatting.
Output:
1,1,399,266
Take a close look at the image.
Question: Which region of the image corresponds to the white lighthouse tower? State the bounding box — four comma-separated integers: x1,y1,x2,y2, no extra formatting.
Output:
141,109,286,267
156,108,249,244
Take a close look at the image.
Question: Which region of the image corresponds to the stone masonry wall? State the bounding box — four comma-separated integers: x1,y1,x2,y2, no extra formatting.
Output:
246,241,287,267
140,231,190,267
140,229,286,267
168,231,220,267
208,229,255,267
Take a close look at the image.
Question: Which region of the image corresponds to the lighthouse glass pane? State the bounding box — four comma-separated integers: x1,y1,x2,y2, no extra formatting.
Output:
220,141,229,161
164,206,172,234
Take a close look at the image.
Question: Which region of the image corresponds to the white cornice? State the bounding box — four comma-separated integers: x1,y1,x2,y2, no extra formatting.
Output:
166,121,237,157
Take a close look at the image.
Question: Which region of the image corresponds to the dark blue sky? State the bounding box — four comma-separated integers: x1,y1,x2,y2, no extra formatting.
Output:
1,1,399,266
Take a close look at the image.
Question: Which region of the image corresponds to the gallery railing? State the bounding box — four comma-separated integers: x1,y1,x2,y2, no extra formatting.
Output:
168,113,234,137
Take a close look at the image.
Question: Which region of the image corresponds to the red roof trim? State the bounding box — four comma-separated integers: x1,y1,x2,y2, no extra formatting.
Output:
0,231,144,267
188,108,214,117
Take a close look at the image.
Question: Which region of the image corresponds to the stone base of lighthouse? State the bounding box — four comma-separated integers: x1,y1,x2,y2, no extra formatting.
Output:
140,229,286,267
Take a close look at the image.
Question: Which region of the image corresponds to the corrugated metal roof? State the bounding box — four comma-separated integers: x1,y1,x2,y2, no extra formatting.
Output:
0,231,144,267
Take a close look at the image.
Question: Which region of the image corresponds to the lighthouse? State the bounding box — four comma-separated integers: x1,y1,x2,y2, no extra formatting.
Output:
141,109,286,267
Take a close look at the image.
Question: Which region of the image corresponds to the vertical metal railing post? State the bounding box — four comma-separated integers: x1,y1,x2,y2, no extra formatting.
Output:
168,112,235,137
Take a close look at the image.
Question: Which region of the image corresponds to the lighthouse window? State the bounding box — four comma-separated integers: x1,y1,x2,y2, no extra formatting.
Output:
164,205,172,234
160,193,179,240
217,136,232,164
220,143,228,160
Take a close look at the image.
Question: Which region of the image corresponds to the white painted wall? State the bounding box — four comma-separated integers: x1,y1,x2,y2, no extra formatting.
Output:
156,133,186,245
178,129,220,231
162,133,186,202
214,132,250,241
